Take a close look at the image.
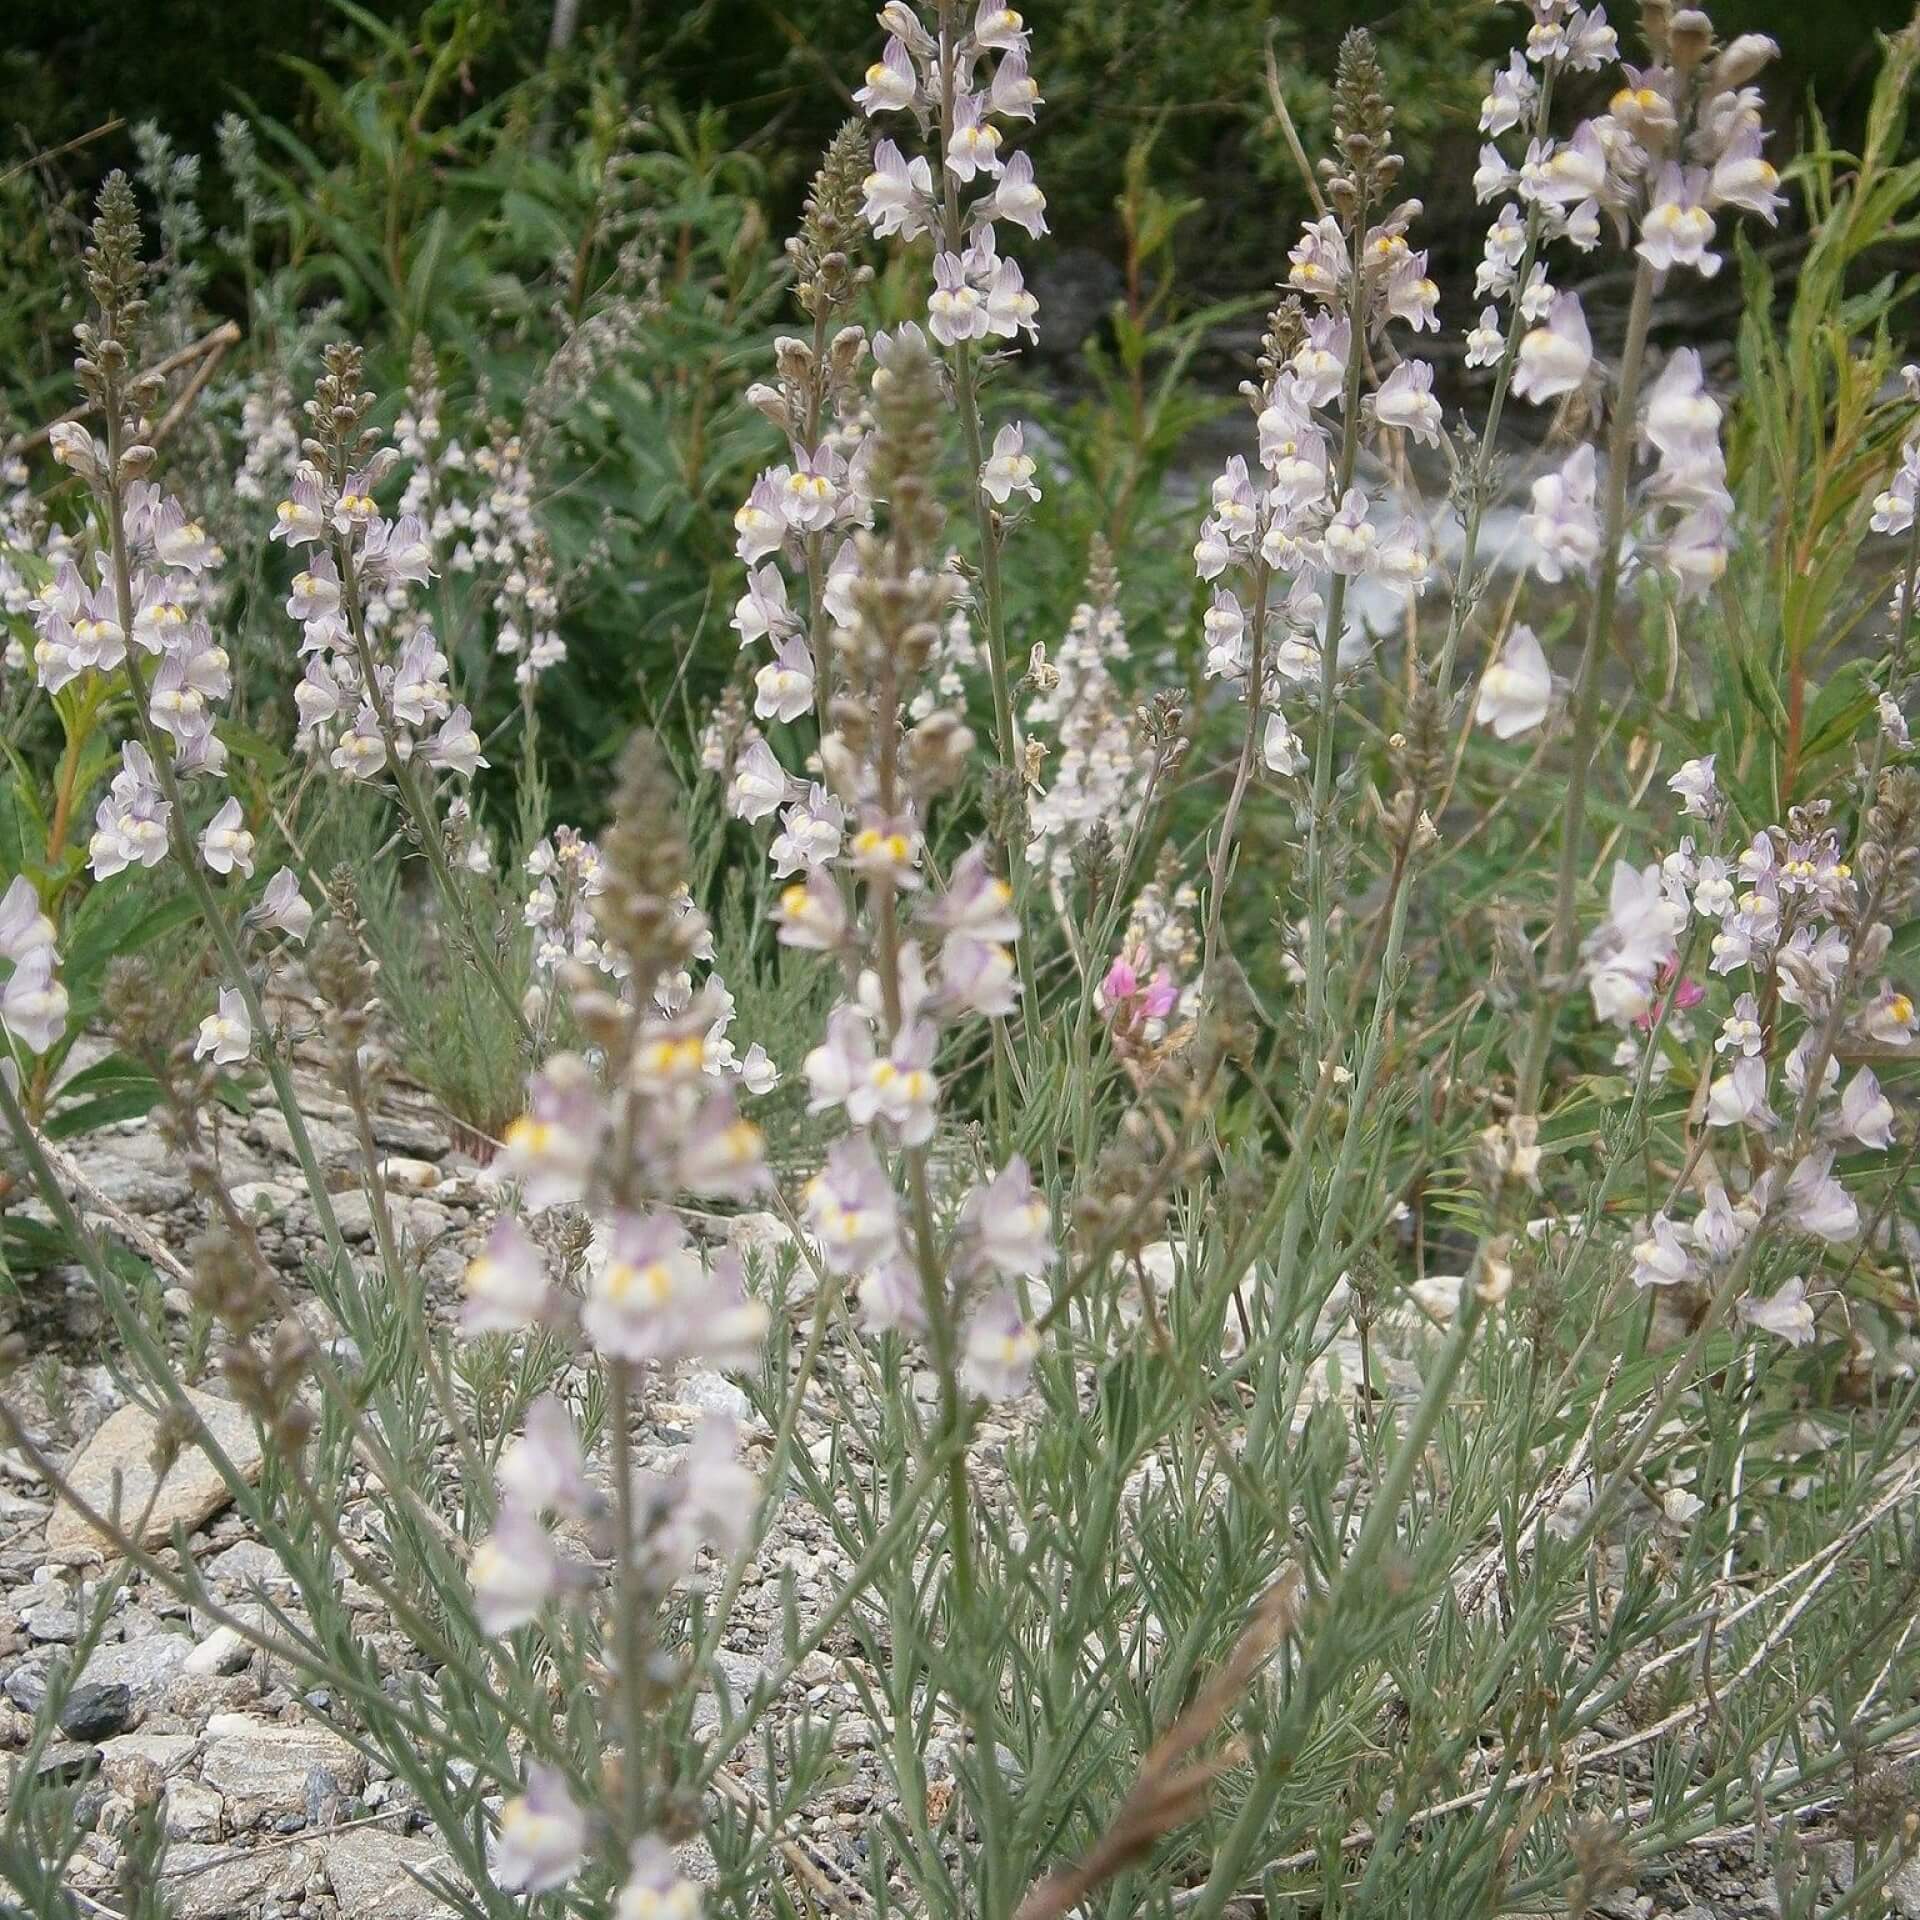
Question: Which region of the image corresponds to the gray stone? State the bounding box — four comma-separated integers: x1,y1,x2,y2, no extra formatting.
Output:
98,1731,199,1794
201,1540,295,1595
678,1370,751,1422
198,1715,368,1831
59,1682,132,1742
162,1842,305,1919
46,1391,266,1566
185,1626,253,1677
324,1827,456,1913
162,1778,225,1841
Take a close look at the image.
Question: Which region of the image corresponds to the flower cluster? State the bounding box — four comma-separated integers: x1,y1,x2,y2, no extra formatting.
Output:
279,346,483,785
1586,762,1919,1347
0,876,66,1059
1486,4,1782,600
395,347,566,688
1192,35,1436,783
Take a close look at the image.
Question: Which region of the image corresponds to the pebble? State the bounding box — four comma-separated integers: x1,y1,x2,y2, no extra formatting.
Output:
58,1682,133,1742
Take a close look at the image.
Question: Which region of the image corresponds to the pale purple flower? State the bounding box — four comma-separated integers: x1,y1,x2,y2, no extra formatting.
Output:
754,635,816,724
775,868,850,950
959,1288,1040,1398
1707,126,1782,222
470,1503,566,1635
770,785,843,878
1262,710,1307,775
864,140,936,241
270,467,329,547
959,1155,1053,1279
199,797,256,877
1465,306,1505,369
732,563,795,648
1582,859,1687,1025
1531,124,1608,208
1638,165,1720,277
984,151,1047,237
945,90,1004,181
0,877,55,962
855,36,918,115
1716,995,1764,1057
584,1211,769,1366
1668,755,1719,819
1838,1068,1896,1151
88,742,172,880
462,1216,551,1333
939,933,1019,1016
1706,1054,1778,1131
1512,292,1592,404
857,1256,929,1335
928,251,991,346
499,1056,605,1209
1371,360,1443,443
673,1092,770,1199
614,1838,704,1920
1523,443,1602,583
989,48,1041,119
728,738,794,823
148,497,216,572
194,987,252,1066
1323,488,1378,575
804,1134,901,1273
1475,625,1551,739
0,947,67,1056
1738,1276,1815,1348
1287,215,1348,301
1479,52,1537,136
329,708,388,781
424,704,486,778
981,423,1040,504
733,473,790,564
1785,1150,1858,1242
1629,1215,1692,1289
984,255,1040,341
491,1767,587,1894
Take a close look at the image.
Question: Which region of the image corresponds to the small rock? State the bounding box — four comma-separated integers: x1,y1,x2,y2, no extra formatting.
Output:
59,1682,133,1742
162,1778,225,1841
33,1740,103,1785
98,1731,199,1795
45,1390,266,1566
324,1827,455,1914
185,1625,252,1677
678,1371,751,1422
198,1716,368,1831
378,1156,442,1193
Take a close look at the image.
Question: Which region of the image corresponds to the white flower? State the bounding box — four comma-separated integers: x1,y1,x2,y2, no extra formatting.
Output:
854,36,918,115
1737,1276,1815,1348
862,139,935,241
1475,625,1552,739
1630,1214,1693,1289
194,987,252,1066
1668,755,1719,819
198,798,256,878
980,423,1040,503
1511,292,1592,404
1837,1068,1895,1151
728,739,792,823
1371,360,1443,444
1262,710,1306,775
492,1767,587,1894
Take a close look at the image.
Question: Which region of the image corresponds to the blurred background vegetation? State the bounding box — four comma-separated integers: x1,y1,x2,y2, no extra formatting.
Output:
2,0,1914,832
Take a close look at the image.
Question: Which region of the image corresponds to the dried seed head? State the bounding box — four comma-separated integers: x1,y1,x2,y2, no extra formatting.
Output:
787,122,873,316
1323,30,1402,214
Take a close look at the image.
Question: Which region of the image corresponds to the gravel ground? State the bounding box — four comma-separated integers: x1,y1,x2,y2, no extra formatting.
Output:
1,1062,1909,1919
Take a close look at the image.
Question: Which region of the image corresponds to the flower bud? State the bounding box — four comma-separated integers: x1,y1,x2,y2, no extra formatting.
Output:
1667,9,1713,69
1707,32,1777,90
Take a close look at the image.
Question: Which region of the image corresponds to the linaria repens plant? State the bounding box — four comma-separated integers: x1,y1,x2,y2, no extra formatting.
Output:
6,2,1920,1917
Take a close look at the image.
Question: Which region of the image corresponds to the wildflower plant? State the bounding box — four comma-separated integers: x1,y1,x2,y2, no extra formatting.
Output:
4,3,1920,1919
